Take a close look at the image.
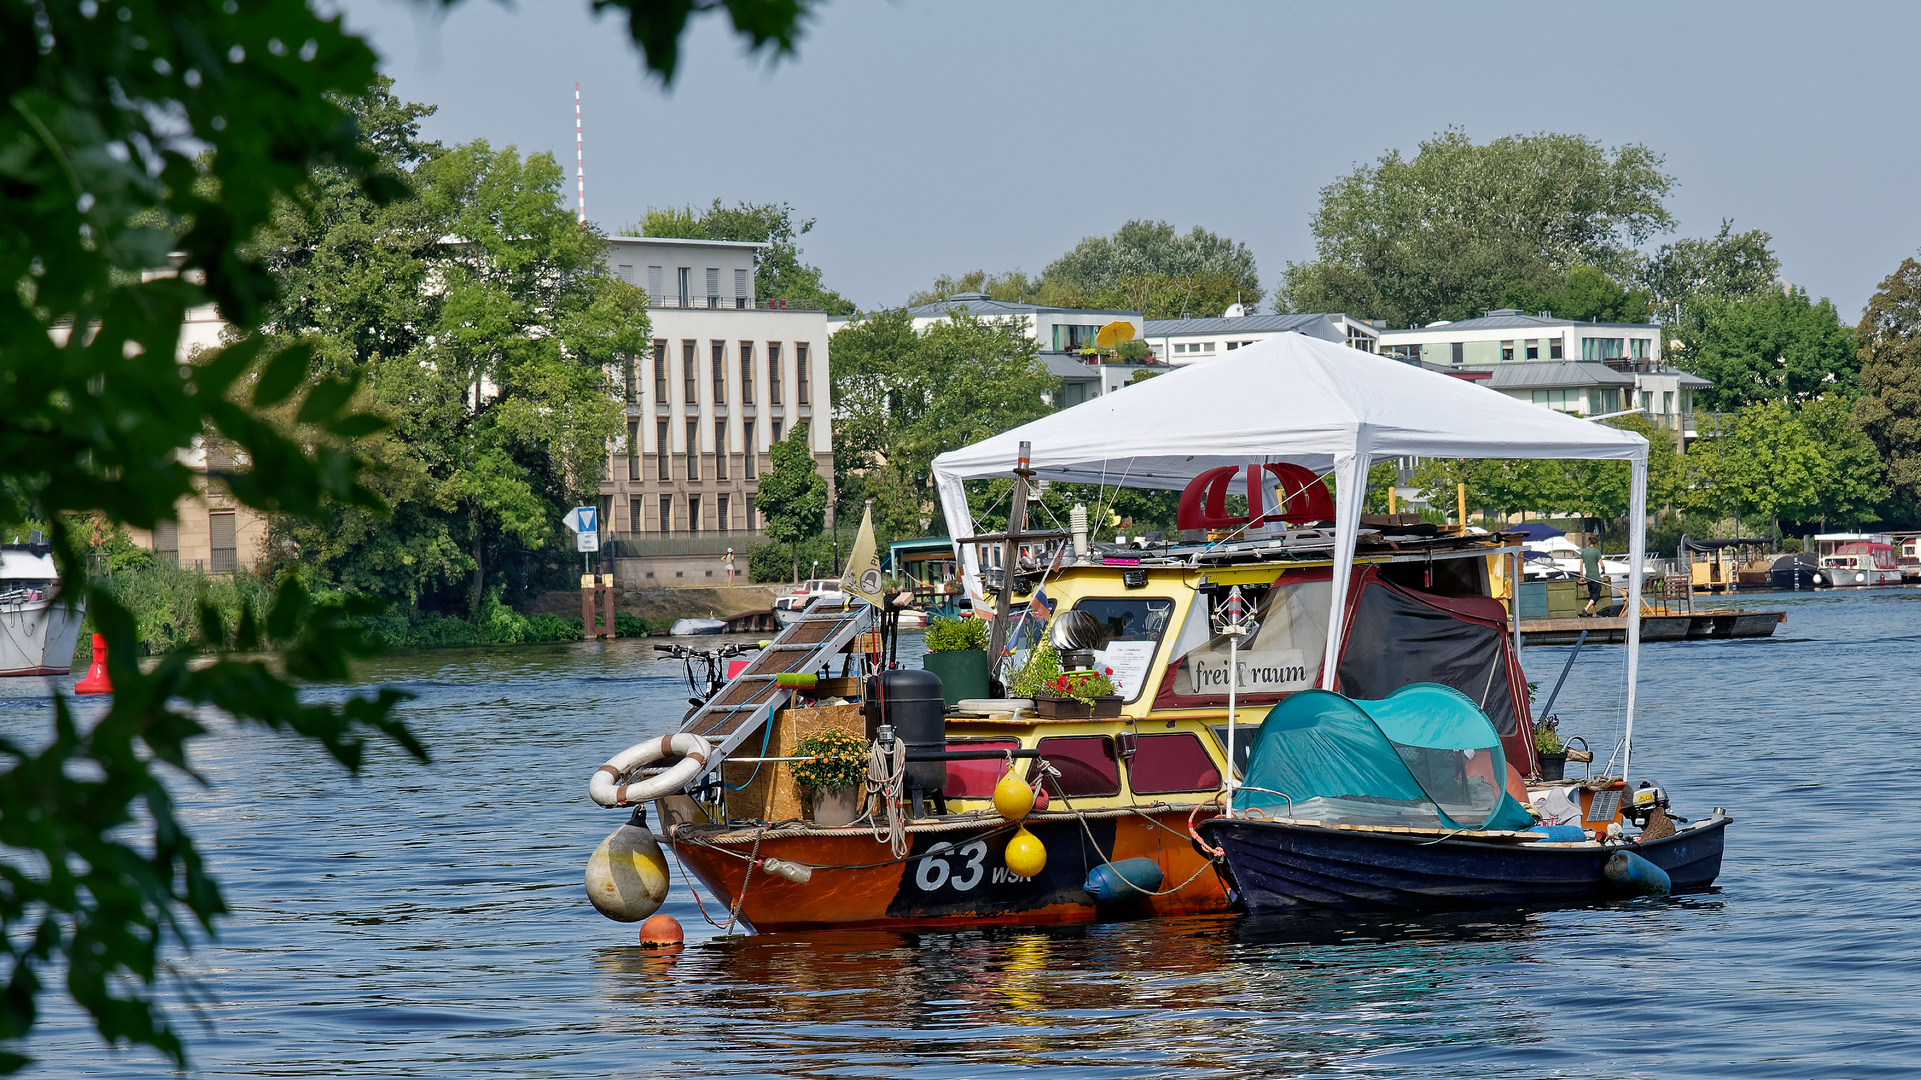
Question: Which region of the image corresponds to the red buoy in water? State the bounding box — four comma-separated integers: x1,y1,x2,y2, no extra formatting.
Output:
638,913,684,948
74,634,111,695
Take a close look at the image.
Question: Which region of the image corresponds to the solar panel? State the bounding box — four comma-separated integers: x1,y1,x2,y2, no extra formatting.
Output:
676,598,872,757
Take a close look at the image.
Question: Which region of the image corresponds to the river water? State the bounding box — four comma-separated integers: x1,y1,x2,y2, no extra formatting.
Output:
4,588,1920,1078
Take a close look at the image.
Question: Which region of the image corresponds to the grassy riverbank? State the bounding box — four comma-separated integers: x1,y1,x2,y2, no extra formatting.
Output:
78,562,652,661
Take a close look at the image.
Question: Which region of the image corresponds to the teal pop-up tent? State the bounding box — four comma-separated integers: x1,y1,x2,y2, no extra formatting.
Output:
1234,683,1536,832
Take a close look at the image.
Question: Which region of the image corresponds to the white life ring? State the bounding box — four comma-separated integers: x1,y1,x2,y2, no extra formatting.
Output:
590,732,713,808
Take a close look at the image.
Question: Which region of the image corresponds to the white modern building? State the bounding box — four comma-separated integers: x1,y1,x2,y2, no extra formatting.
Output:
597,236,835,583
1143,312,1383,363
876,293,1149,407
1377,310,1705,435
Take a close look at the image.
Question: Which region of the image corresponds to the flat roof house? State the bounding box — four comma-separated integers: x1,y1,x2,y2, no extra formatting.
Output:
1377,310,1708,436
1143,312,1383,363
889,293,1147,408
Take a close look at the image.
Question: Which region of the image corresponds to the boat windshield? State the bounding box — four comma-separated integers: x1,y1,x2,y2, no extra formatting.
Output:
1235,684,1535,831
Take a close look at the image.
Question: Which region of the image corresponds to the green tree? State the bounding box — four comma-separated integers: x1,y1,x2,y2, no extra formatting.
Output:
757,424,829,581
906,269,1046,307
1853,258,1921,510
1500,264,1649,324
1641,219,1781,331
0,0,812,1068
832,311,1053,537
1800,394,1884,527
1280,130,1674,326
1044,220,1262,312
1672,287,1857,410
631,199,853,314
910,221,1262,320
263,131,637,617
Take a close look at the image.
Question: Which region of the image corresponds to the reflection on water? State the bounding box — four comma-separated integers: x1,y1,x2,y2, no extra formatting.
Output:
2,592,1920,1077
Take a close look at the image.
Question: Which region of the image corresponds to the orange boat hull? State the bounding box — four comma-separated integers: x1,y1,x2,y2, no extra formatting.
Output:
670,810,1228,933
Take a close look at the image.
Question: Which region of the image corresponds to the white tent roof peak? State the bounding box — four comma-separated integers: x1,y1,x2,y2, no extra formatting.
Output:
931,331,1646,490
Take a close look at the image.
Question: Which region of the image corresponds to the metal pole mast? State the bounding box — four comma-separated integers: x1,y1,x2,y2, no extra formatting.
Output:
575,84,585,225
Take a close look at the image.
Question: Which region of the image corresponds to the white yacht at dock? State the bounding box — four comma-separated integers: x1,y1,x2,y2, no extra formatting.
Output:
0,539,85,678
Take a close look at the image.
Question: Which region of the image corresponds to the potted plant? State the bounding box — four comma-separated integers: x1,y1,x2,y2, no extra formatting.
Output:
921,615,990,705
1010,640,1121,718
791,729,870,826
1533,714,1568,781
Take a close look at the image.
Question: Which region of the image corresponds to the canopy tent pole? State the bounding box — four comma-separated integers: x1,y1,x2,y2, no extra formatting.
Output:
938,473,983,613
1622,456,1647,782
1319,452,1371,691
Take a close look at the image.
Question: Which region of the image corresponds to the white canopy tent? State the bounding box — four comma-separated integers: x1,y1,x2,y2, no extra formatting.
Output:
931,331,1653,775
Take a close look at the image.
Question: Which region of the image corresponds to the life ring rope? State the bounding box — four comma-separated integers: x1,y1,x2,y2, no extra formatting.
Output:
589,732,713,808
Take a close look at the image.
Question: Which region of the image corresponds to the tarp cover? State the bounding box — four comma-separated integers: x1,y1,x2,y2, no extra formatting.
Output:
1235,684,1536,832
1336,577,1524,741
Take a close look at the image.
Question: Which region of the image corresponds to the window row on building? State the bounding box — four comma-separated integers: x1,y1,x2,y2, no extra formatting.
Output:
614,493,759,535
622,338,812,410
618,417,806,482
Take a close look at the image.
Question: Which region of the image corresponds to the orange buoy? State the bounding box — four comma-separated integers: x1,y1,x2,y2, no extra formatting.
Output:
638,913,684,948
74,634,111,695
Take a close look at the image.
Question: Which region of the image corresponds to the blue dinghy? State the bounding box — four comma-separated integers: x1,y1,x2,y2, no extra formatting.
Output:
1198,684,1729,914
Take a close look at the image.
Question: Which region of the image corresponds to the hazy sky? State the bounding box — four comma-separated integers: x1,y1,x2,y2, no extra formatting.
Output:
335,0,1919,320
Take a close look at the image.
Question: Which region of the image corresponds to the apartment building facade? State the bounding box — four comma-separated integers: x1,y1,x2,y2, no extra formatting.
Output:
597,236,835,584
1376,310,1706,436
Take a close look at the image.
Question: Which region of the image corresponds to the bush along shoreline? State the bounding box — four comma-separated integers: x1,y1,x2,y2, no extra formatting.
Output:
77,562,649,661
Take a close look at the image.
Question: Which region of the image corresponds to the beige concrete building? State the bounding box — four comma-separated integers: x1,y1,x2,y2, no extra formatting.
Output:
597,236,836,587
122,444,270,572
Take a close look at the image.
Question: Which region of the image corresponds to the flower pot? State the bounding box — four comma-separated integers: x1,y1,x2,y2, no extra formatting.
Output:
809,784,862,827
921,649,990,706
1033,694,1092,719
1090,695,1122,718
1535,751,1567,782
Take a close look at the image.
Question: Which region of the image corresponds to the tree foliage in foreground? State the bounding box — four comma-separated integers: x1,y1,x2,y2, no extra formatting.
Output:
1279,130,1674,327
0,0,813,1070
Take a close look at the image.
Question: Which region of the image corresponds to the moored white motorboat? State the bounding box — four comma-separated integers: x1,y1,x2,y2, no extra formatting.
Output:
0,542,85,678
773,578,847,627
1818,541,1901,587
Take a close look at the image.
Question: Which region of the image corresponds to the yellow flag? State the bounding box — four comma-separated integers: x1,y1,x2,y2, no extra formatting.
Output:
839,504,886,607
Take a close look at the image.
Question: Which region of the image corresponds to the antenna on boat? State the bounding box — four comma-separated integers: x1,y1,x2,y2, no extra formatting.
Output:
1215,584,1257,812
984,441,1035,672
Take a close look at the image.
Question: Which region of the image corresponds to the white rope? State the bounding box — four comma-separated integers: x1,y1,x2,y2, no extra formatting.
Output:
864,738,908,857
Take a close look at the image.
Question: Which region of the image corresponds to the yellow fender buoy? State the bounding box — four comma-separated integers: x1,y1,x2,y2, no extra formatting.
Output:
1004,825,1047,878
585,822,670,922
993,770,1035,820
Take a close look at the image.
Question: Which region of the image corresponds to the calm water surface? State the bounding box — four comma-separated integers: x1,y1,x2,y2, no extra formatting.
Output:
4,589,1921,1078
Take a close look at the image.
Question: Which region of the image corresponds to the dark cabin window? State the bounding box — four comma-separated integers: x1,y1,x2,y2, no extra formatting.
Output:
1127,733,1221,794
1032,736,1120,798
943,739,1019,798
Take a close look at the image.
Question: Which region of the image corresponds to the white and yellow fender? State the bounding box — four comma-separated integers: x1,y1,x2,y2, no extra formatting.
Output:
589,732,712,808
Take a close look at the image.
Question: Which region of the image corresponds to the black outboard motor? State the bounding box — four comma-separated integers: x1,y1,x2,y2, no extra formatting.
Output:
867,668,946,816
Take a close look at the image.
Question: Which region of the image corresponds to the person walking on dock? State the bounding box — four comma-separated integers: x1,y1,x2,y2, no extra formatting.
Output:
1581,540,1605,617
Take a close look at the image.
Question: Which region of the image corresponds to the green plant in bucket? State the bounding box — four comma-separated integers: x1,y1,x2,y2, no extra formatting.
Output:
791,730,870,790
1006,638,1063,698
1534,714,1565,755
925,615,988,653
